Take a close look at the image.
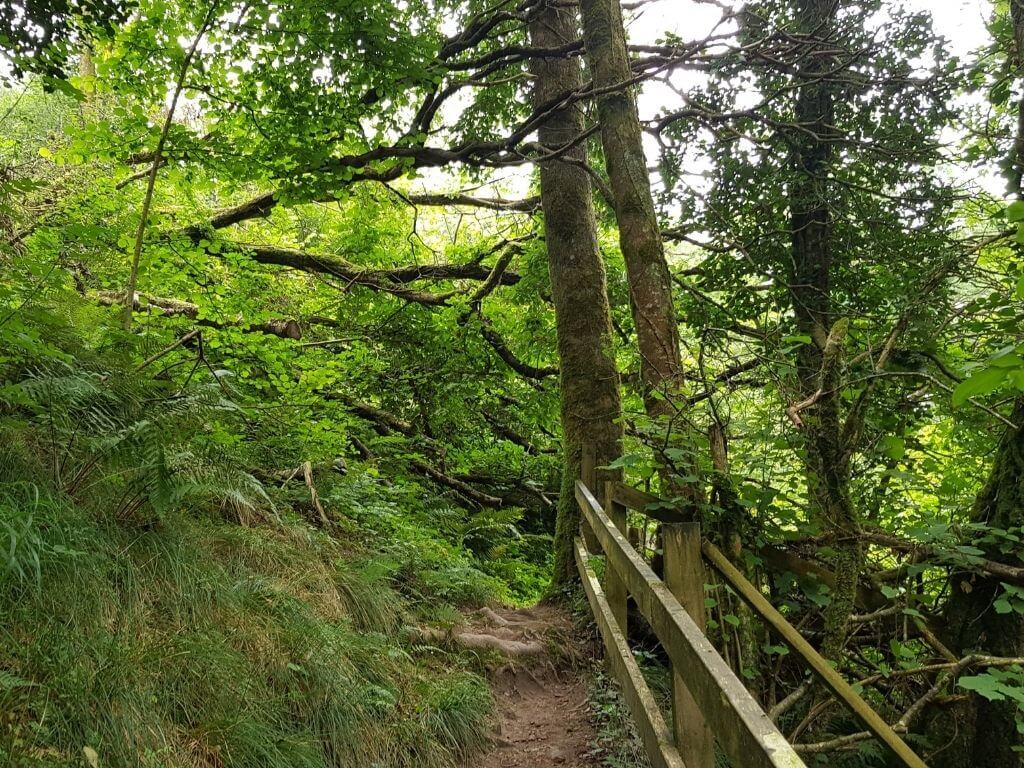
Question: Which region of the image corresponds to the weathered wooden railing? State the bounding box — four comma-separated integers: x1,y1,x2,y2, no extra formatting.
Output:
573,468,930,768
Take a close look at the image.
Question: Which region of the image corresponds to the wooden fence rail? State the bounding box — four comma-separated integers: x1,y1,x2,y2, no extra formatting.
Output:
574,539,685,768
575,480,806,768
701,541,928,768
574,474,930,768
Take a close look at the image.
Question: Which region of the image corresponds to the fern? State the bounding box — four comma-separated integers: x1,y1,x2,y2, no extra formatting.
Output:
0,361,270,522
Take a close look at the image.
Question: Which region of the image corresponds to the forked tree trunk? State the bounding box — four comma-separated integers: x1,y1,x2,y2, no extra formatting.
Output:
529,0,624,587
579,0,703,512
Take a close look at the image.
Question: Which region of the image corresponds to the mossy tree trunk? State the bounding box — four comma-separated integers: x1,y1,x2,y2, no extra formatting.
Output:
930,6,1024,761
529,0,624,587
788,0,862,661
929,402,1024,767
578,0,703,513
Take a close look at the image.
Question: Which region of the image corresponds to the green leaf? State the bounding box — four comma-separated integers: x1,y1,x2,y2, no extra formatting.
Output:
955,545,986,556
603,453,644,470
881,436,906,460
959,674,1009,701
952,366,1009,407
990,352,1024,368
1007,201,1024,222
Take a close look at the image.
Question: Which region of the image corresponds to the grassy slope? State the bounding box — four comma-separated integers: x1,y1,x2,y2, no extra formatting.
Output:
0,485,503,767
0,319,544,767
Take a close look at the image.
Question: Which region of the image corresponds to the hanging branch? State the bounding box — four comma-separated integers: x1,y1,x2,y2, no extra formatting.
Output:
122,1,220,330
134,329,201,372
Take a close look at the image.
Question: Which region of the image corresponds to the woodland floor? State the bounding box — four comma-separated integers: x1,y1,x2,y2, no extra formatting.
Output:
467,605,601,768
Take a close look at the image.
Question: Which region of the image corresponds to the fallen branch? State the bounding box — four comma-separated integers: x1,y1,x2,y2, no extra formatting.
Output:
410,458,504,507
336,395,504,507
96,291,302,339
770,678,813,723
794,654,1024,754
302,461,330,527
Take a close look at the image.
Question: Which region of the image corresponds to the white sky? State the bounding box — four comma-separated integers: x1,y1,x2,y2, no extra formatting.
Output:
423,0,997,203
630,0,991,62
631,0,993,131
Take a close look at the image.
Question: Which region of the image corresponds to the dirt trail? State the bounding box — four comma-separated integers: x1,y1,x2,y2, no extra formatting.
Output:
466,604,601,768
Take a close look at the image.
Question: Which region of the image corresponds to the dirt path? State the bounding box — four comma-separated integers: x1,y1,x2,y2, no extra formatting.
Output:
466,605,601,768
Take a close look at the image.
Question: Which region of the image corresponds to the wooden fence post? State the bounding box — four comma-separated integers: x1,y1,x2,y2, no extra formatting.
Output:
663,522,715,768
604,479,628,632
579,443,600,551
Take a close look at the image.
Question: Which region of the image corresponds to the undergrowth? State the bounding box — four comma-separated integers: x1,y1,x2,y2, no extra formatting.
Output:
0,309,517,767
587,669,650,768
564,587,650,768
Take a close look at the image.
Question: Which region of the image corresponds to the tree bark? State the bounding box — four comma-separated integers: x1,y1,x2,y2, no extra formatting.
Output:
579,0,702,511
787,0,862,661
529,0,624,587
929,6,1024,762
929,404,1024,768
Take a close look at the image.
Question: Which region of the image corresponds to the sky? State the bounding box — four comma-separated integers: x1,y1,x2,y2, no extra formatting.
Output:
630,0,991,60
630,0,993,130
617,0,999,203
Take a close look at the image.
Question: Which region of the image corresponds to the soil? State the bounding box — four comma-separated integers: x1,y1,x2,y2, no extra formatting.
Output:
468,605,601,768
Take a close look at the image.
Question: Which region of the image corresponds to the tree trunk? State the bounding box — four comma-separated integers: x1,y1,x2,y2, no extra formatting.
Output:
579,0,703,512
929,405,1024,767
529,0,624,587
788,0,862,661
929,6,1024,762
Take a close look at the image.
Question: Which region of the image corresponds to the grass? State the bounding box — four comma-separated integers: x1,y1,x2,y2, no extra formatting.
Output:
0,408,506,768
0,315,549,768
0,490,496,767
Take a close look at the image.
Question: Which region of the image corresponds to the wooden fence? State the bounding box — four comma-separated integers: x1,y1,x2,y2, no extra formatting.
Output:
573,465,930,768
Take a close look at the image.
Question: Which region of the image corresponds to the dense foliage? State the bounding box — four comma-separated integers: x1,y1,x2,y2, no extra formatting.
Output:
2,0,1024,766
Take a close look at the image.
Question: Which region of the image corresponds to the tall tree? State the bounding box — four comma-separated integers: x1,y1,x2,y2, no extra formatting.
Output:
929,4,1024,763
579,0,703,510
529,0,624,586
657,0,959,670
785,0,861,661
